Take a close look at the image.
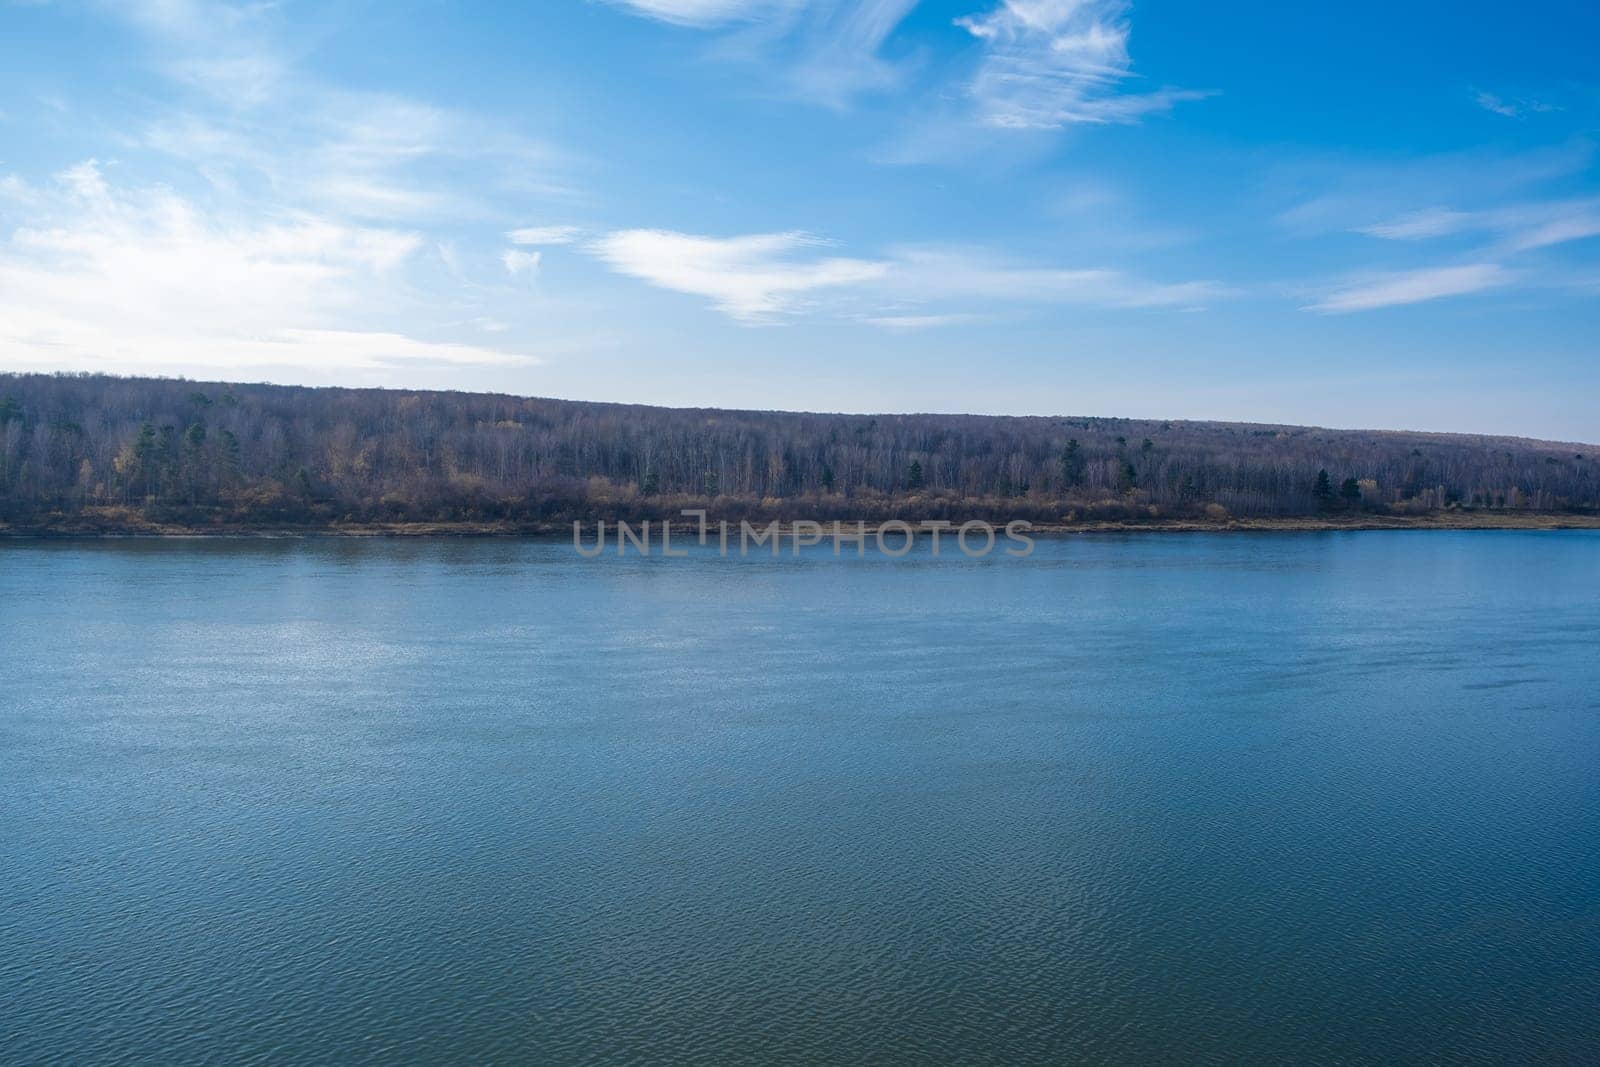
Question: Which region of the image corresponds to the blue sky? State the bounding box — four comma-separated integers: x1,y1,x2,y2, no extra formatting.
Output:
1,0,1597,440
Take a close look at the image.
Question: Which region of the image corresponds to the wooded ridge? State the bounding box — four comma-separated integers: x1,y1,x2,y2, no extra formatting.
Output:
1,373,1595,532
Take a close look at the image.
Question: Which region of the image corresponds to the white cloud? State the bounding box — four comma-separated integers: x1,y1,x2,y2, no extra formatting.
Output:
508,225,582,245
502,249,542,275
955,0,1209,128
587,227,1228,322
1507,211,1600,251
613,0,1200,124
242,330,532,368
0,162,538,372
605,0,787,27
136,90,567,223
1305,264,1511,313
864,313,982,330
1358,208,1476,240
1474,91,1556,119
111,0,290,104
106,1,571,224
588,229,889,321
769,0,919,107
609,0,915,107
1275,143,1595,238
1475,91,1521,118
883,246,1227,308
1358,198,1600,252
1282,147,1597,312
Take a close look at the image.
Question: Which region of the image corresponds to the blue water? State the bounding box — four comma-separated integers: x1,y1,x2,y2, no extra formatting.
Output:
3,532,1598,1064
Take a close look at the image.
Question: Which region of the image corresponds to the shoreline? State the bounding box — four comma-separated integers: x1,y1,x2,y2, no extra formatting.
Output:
5,512,1600,539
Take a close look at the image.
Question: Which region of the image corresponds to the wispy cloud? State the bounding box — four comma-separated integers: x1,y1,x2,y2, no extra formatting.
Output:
1476,91,1521,118
882,246,1227,308
586,227,1227,323
108,0,572,223
1274,141,1594,237
502,249,543,276
0,161,537,372
1358,198,1600,253
1506,208,1600,251
1474,90,1557,119
111,0,290,104
767,0,919,107
610,0,1203,130
604,0,791,28
588,229,889,321
508,225,583,245
136,90,569,223
607,0,916,107
1283,144,1598,313
955,0,1209,128
863,313,984,330
1358,208,1477,241
1305,263,1512,313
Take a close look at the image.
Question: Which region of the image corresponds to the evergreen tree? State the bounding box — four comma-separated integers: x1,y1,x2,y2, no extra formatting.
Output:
1058,439,1083,488
1339,477,1361,505
1313,468,1334,505
905,460,924,492
217,429,241,481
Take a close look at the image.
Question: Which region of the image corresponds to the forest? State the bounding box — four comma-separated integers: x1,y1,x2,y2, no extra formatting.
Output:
1,372,1596,531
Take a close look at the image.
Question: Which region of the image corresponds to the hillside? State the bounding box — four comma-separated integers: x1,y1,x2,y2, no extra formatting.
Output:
1,373,1596,533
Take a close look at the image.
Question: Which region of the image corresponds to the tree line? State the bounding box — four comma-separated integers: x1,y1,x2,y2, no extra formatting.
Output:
1,372,1595,529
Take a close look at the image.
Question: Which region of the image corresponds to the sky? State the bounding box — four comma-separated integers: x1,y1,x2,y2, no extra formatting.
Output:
1,0,1597,441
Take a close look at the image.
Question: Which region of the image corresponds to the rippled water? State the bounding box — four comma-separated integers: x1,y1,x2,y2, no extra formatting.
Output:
3,532,1599,1064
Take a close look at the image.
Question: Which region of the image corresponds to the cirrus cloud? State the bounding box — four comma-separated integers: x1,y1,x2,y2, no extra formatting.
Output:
508,225,583,245
586,226,1229,323
603,0,790,27
955,0,1211,128
1304,263,1512,313
587,229,890,321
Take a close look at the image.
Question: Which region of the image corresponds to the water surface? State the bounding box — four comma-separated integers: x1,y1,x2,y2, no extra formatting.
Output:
3,533,1599,1063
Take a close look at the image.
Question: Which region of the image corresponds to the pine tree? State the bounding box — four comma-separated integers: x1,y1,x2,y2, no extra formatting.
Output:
1313,468,1334,505
905,460,924,492
1058,439,1083,488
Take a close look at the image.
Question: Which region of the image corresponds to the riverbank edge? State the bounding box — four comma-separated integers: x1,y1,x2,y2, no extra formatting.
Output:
5,513,1600,538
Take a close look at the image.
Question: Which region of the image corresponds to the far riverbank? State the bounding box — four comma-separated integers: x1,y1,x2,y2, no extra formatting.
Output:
5,511,1600,539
